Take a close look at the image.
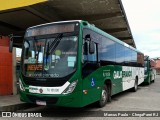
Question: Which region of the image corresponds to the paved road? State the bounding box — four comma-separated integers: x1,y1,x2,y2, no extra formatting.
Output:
1,76,160,120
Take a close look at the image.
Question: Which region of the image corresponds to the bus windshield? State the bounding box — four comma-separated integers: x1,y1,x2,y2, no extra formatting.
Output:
22,35,78,78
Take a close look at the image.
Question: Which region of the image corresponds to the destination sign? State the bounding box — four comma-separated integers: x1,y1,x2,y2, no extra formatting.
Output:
26,24,75,37
27,64,43,71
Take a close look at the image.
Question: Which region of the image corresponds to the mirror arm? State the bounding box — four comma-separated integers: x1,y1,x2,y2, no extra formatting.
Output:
8,34,23,53
9,34,13,53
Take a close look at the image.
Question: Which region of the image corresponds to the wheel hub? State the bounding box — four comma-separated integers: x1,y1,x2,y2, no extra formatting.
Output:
101,90,107,103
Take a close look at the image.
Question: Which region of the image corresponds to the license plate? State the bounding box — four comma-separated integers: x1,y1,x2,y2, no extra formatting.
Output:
36,100,46,106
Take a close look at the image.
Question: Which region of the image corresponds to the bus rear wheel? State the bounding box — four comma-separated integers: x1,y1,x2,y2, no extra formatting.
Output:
132,78,138,92
98,85,109,107
152,76,155,83
147,76,151,85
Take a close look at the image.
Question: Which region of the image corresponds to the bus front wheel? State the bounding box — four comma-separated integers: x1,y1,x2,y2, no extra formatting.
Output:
98,85,109,107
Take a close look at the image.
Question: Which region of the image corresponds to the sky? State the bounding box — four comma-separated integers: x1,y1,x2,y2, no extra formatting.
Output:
122,0,160,58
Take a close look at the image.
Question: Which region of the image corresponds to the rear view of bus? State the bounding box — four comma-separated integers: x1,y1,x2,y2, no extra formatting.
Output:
144,56,156,84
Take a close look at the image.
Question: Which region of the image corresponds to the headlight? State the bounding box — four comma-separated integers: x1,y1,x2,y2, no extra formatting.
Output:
19,78,25,91
62,80,78,94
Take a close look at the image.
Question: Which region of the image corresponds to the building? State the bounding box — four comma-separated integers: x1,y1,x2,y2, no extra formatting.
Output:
153,59,160,75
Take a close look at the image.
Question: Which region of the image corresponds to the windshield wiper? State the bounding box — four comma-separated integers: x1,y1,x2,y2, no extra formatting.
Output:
45,33,63,65
48,33,63,54
33,38,42,64
34,39,39,63
46,42,49,65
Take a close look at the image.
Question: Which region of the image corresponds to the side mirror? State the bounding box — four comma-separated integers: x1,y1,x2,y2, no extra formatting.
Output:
89,41,95,54
83,42,88,55
84,34,95,54
8,34,23,53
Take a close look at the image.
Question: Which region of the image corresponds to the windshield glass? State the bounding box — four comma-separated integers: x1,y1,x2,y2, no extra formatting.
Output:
22,35,78,78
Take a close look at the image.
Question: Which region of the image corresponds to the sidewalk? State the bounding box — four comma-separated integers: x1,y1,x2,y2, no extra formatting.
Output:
0,95,33,111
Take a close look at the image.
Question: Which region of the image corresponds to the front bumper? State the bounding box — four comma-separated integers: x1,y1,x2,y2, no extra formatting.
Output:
20,90,83,108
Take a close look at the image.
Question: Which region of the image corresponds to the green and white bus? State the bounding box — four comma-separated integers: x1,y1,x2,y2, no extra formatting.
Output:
144,56,156,84
17,20,144,107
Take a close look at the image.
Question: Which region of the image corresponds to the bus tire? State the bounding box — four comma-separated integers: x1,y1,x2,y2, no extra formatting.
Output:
132,78,138,92
147,76,151,85
107,85,111,102
152,75,155,83
98,85,108,107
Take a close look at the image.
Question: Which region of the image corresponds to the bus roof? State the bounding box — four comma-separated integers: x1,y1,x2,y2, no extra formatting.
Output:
28,20,82,29
26,20,143,54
